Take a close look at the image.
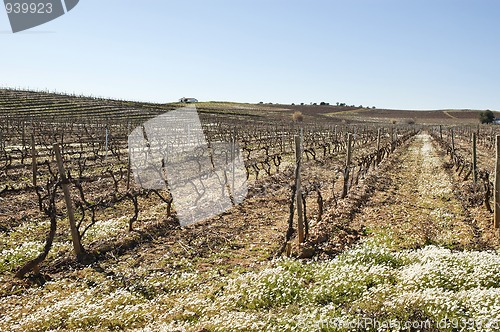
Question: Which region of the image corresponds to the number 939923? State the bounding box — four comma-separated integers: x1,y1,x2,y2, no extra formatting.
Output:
5,2,53,14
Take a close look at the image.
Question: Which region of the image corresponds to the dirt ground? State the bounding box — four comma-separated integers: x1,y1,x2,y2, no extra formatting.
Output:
351,133,500,251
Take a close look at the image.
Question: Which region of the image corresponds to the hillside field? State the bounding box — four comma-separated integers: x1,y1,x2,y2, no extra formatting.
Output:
1,89,500,331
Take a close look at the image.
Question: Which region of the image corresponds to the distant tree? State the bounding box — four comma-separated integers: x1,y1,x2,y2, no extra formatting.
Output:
300,102,305,106
292,111,304,122
291,103,295,105
479,109,495,124
336,102,340,106
320,101,327,105
312,102,317,106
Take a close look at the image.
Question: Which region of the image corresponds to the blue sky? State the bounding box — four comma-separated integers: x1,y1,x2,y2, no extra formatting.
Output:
1,0,499,110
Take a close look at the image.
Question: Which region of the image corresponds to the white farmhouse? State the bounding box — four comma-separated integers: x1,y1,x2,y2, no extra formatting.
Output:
179,97,198,103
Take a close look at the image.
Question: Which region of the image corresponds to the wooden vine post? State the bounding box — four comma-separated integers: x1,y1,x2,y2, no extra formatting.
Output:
281,126,287,154
491,127,494,149
376,128,381,166
495,135,500,229
376,128,381,151
53,143,85,260
31,134,37,187
126,123,132,190
105,126,109,160
451,128,455,154
21,120,26,151
295,131,305,244
341,133,353,198
390,126,395,152
439,125,443,140
472,132,477,185
231,136,236,197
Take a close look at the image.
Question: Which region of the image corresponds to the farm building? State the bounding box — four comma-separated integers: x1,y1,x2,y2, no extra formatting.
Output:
179,97,198,103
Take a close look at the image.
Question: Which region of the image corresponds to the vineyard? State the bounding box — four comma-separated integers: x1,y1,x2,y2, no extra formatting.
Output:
1,88,500,331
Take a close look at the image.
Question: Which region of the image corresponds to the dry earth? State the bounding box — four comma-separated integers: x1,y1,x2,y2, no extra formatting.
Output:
352,133,498,250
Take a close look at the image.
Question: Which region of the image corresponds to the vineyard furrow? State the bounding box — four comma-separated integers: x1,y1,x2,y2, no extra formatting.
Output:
352,133,484,250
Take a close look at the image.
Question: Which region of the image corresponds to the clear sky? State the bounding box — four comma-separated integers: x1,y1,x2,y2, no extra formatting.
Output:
1,0,499,110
